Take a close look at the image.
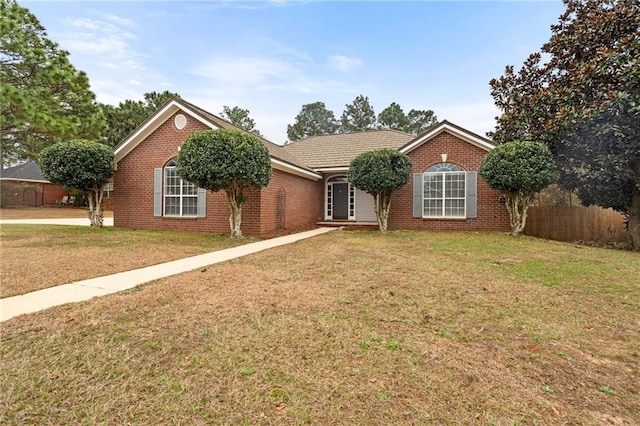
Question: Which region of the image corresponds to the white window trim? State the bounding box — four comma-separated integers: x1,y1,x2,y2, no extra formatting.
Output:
324,175,356,221
163,161,198,217
422,170,467,219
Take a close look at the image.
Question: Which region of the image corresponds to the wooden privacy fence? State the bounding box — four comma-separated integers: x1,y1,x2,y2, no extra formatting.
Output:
524,205,627,243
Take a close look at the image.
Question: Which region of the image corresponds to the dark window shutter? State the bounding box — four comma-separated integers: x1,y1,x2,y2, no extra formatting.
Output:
466,171,477,218
413,173,423,218
154,168,162,217
197,188,207,218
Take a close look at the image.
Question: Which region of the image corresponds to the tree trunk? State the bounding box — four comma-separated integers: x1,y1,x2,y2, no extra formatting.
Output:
374,192,391,233
226,185,245,238
86,185,105,228
628,187,640,251
505,191,535,236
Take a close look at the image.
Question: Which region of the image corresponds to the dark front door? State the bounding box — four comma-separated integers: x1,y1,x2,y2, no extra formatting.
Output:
333,183,348,220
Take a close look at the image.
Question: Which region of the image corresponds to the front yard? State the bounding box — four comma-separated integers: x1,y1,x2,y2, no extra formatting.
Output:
1,230,638,424
0,225,257,297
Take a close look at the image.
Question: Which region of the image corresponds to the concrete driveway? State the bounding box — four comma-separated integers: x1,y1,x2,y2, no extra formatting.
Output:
0,217,114,226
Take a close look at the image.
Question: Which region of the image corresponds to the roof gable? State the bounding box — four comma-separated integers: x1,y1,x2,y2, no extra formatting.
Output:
399,120,494,154
114,96,320,180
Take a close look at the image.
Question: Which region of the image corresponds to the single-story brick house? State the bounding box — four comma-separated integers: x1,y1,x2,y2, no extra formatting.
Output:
113,96,510,235
0,161,68,207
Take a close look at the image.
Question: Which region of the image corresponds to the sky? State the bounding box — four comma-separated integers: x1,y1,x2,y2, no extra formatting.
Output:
24,0,567,145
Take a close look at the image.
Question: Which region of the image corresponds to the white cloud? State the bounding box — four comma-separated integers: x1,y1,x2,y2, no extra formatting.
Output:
58,18,145,73
326,55,362,72
105,14,136,28
191,56,302,87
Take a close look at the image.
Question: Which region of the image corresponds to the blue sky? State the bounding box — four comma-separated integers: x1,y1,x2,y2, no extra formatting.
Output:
25,0,566,144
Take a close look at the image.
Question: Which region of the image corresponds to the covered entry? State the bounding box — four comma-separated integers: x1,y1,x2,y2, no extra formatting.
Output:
326,176,354,220
325,175,378,222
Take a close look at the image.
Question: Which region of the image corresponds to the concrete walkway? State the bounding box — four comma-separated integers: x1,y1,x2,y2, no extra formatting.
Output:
0,218,114,226
0,227,335,322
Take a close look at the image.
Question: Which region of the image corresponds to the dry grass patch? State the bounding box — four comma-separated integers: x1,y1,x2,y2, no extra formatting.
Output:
1,231,639,424
0,207,112,219
0,225,256,297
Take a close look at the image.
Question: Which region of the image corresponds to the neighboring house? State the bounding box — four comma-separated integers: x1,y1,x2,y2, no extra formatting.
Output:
0,161,68,207
113,96,510,236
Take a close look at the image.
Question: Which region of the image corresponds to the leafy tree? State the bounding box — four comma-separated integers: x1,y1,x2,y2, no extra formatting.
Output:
39,140,114,227
377,102,409,131
287,102,339,142
405,109,438,135
220,105,263,137
177,129,272,238
340,95,377,133
489,0,640,250
479,140,556,236
100,90,177,147
347,148,412,233
0,0,106,166
377,102,438,135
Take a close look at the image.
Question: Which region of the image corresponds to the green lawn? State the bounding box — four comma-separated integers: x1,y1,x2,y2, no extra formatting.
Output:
1,230,638,424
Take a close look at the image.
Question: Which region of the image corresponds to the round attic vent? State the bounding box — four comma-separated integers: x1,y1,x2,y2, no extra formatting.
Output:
174,113,187,130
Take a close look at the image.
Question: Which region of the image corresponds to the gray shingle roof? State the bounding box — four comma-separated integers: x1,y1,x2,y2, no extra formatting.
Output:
283,130,415,169
0,161,48,182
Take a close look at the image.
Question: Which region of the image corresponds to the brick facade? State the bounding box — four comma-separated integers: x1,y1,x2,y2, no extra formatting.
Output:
114,99,510,236
113,112,324,236
389,132,511,232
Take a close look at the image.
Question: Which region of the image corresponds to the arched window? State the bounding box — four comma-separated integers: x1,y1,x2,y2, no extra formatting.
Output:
163,158,198,216
423,162,466,218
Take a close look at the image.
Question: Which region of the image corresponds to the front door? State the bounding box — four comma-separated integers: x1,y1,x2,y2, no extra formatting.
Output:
332,182,349,220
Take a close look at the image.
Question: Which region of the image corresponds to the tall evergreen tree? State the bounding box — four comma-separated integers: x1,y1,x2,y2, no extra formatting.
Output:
220,105,263,137
405,109,438,135
100,90,177,147
340,95,377,133
377,102,409,132
287,102,339,142
0,0,105,166
377,102,438,135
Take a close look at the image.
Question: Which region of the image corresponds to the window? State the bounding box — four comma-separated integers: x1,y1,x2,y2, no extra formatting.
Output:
423,163,466,218
103,182,114,198
163,159,198,216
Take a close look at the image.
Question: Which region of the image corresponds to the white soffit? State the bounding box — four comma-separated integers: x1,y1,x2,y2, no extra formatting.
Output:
272,159,321,180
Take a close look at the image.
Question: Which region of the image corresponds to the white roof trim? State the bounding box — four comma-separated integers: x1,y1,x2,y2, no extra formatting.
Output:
272,158,321,180
313,167,349,173
114,99,320,181
114,100,224,164
399,122,494,154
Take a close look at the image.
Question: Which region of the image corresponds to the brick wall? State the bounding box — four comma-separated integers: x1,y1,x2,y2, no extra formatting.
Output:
114,112,323,236
389,132,511,232
259,169,324,234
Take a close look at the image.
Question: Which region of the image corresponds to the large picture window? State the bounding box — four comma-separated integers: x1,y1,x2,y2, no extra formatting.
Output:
163,159,198,216
423,163,466,218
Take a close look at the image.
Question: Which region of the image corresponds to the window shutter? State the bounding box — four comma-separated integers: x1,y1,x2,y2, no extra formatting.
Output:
413,173,423,218
197,188,207,218
466,171,477,218
154,168,162,217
